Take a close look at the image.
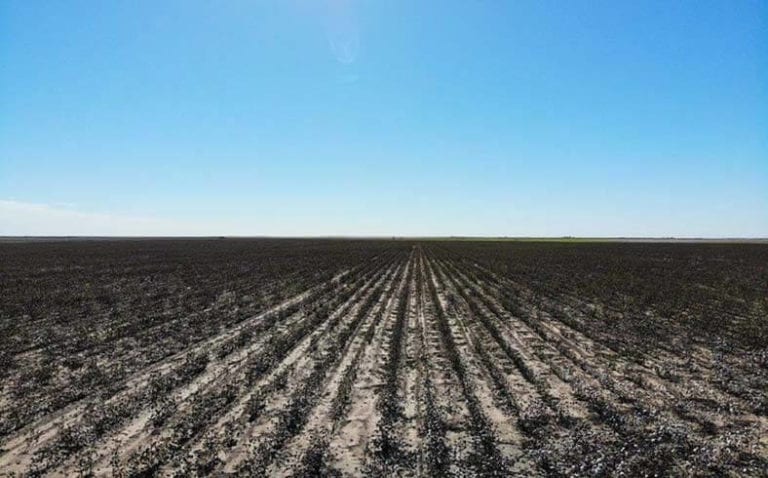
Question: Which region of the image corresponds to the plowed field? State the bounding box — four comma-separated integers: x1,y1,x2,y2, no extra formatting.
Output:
1,239,766,477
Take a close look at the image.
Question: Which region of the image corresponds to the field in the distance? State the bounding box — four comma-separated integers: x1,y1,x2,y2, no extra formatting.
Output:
1,239,767,477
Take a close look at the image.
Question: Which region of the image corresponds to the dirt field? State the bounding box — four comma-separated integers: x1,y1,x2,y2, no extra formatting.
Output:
1,239,766,477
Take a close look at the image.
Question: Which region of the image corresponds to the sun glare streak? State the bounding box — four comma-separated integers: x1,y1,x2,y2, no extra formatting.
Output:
325,0,360,64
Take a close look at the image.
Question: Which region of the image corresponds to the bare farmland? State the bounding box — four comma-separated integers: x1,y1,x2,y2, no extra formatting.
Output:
1,239,766,477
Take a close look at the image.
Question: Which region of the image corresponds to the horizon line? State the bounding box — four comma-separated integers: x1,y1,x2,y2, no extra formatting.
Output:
2,235,767,243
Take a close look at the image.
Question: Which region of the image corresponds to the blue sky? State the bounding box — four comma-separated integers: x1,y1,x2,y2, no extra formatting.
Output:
1,0,766,236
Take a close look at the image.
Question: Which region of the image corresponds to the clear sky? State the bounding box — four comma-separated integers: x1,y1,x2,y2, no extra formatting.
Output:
1,1,766,237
